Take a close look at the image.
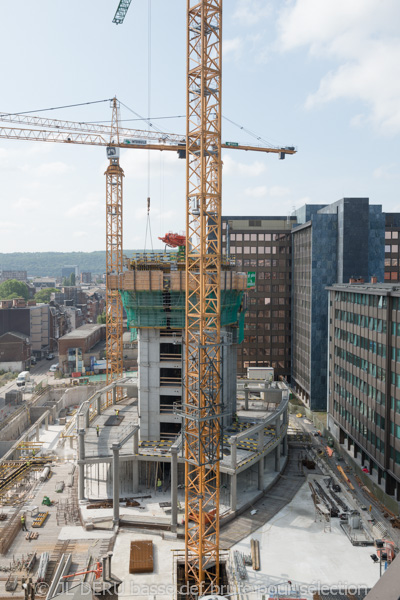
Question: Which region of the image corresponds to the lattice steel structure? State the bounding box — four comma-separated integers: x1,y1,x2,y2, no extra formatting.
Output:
184,1,223,594
105,99,124,403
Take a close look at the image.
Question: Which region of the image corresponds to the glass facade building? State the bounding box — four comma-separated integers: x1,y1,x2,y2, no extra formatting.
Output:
292,198,385,410
327,283,400,501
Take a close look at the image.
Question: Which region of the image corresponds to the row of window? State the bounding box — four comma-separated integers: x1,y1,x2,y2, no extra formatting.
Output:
333,364,386,404
390,447,400,464
224,231,289,242
334,327,387,357
229,246,290,255
243,335,289,344
334,403,386,450
246,307,289,320
333,378,385,406
236,258,287,268
334,309,387,332
334,346,386,380
385,245,399,254
334,291,388,308
241,347,287,356
385,231,399,240
390,422,400,438
247,314,290,325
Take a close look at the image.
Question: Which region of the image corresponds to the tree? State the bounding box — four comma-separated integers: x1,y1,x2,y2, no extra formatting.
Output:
34,288,59,303
97,312,106,324
62,273,76,286
0,279,29,300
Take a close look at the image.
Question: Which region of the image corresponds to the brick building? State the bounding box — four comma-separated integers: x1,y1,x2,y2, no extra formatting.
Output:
221,215,296,380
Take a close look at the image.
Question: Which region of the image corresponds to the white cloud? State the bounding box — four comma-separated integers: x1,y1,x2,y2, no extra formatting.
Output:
223,37,244,61
245,186,267,198
66,200,101,218
72,231,87,238
277,0,400,134
222,154,266,176
233,0,272,26
121,149,184,180
0,220,18,233
373,164,397,180
35,161,73,177
269,185,290,197
14,197,40,210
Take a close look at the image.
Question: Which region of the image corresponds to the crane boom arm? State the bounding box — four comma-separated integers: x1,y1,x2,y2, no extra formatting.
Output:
0,125,296,155
0,114,296,154
112,0,133,24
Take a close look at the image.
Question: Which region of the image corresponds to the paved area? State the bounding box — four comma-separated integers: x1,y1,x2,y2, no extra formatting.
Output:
220,445,305,548
231,479,379,600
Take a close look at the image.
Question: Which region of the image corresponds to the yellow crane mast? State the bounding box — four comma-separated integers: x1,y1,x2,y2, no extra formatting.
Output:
184,1,222,594
105,99,124,401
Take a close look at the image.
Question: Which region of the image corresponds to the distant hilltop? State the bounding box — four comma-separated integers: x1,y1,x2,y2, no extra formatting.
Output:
0,251,135,278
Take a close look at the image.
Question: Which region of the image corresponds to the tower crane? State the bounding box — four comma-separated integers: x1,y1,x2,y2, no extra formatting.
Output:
109,1,295,596
0,109,295,409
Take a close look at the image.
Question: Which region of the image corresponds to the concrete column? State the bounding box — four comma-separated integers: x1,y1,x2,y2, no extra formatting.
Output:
133,429,139,454
96,396,101,416
230,473,237,512
230,437,237,469
112,444,120,525
257,430,264,452
244,386,249,410
171,448,178,530
78,429,85,500
85,407,90,429
36,425,40,442
69,436,74,449
258,457,264,491
112,386,117,406
45,414,49,430
275,444,281,472
282,434,288,457
132,458,139,494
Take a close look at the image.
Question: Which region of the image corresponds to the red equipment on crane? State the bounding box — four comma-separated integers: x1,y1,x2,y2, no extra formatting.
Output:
158,232,186,248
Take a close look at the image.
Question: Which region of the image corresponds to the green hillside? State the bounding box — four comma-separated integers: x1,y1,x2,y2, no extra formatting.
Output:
0,251,135,277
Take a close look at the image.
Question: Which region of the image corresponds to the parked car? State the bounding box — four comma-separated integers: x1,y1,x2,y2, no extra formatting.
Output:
31,357,37,365
49,363,59,372
46,353,55,360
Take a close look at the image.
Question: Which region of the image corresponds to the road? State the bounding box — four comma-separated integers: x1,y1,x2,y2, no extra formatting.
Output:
0,356,60,422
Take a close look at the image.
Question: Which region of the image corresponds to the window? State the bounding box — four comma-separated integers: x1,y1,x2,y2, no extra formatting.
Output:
244,246,250,254
393,245,399,253
244,234,250,241
236,233,242,241
385,231,392,239
385,245,391,253
258,233,264,242
251,234,257,241
393,231,399,239
230,233,236,241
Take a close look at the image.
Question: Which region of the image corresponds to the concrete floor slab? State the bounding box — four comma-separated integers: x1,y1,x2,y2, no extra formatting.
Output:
58,526,114,540
111,530,182,600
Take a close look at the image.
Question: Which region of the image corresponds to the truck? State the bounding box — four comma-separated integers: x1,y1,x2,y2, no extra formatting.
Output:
16,371,31,387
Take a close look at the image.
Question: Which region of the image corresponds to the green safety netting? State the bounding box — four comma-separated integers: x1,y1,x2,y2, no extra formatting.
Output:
120,289,245,335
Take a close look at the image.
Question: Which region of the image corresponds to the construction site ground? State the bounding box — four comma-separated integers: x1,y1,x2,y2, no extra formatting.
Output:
0,426,113,598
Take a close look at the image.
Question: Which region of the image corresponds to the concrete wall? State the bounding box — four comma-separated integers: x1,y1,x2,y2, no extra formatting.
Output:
0,361,23,372
138,329,182,441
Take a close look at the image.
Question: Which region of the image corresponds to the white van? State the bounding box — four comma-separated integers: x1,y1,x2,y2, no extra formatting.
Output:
16,371,31,387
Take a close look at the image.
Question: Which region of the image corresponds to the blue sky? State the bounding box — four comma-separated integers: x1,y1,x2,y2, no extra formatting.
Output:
1,0,399,252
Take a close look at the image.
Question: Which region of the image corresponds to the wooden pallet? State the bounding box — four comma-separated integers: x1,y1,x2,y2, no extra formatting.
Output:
32,511,48,528
25,531,39,540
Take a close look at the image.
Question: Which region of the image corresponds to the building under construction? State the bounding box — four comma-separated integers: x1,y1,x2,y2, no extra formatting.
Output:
77,250,290,525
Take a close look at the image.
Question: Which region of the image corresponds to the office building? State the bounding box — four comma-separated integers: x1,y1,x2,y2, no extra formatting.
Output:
385,213,400,282
327,282,400,501
222,216,296,380
292,198,385,410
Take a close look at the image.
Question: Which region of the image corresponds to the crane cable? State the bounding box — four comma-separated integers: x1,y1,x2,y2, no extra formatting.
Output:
144,0,153,252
